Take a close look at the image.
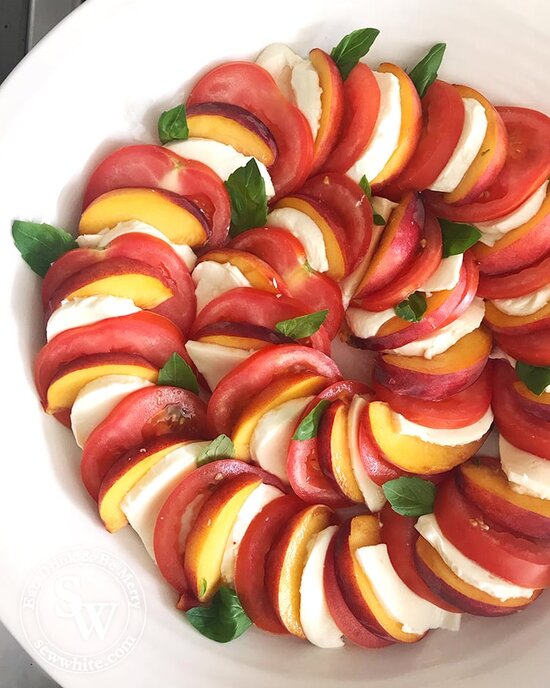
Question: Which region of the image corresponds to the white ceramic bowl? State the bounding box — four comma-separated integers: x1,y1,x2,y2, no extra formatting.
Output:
1,0,548,685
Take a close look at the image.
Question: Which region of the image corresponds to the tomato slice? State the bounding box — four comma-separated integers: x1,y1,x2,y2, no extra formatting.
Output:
478,254,550,299
81,385,208,500
435,478,550,588
425,107,550,222
187,62,314,197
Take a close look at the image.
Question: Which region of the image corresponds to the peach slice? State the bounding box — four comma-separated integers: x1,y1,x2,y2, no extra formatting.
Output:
197,248,288,295
193,322,292,350
367,401,486,474
512,381,550,421
485,299,550,334
79,188,210,247
184,473,263,602
265,504,334,638
231,372,329,460
186,102,277,166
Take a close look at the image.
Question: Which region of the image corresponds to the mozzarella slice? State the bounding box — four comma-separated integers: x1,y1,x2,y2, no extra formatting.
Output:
165,138,275,198
220,484,283,585
422,255,463,293
429,98,488,193
355,544,461,634
371,196,399,222
249,396,313,483
489,346,517,367
492,283,550,316
347,396,386,511
390,297,485,359
393,406,493,446
347,71,402,183
192,260,251,313
46,295,141,341
256,43,303,100
415,514,535,601
185,340,254,390
346,306,395,339
299,525,344,648
266,207,329,273
500,436,550,500
71,375,154,448
291,59,322,139
121,441,210,558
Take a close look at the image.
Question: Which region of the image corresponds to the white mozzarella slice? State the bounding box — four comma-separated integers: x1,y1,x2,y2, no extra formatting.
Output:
256,43,303,100
185,340,254,391
500,436,550,500
299,525,344,648
291,59,322,139
415,514,535,601
249,396,313,483
192,260,251,313
355,544,461,634
390,297,485,359
345,306,395,339
492,283,550,316
165,138,275,198
46,295,141,341
266,207,329,273
488,346,517,367
429,98,488,193
371,196,399,222
347,396,386,511
220,484,283,585
121,441,210,558
71,375,154,448
347,71,402,183
422,255,463,293
393,406,493,446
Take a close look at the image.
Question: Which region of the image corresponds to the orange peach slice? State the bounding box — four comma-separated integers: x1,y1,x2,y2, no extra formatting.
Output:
198,248,287,294
485,299,550,334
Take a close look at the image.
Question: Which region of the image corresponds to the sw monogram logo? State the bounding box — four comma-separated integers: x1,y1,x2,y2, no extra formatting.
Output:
54,575,119,641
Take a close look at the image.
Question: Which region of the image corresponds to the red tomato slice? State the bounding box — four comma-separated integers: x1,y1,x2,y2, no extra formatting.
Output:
373,363,492,429
81,385,208,500
321,63,381,175
492,360,550,459
496,329,550,367
82,145,231,247
300,172,373,271
426,107,550,222
436,251,479,327
287,380,369,507
435,478,550,588
478,254,550,299
234,494,304,633
187,62,314,197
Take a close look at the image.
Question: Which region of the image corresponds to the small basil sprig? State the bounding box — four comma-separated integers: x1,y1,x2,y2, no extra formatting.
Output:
394,292,427,323
186,587,252,643
292,400,330,441
383,477,436,517
158,353,199,394
439,219,481,257
330,28,380,80
275,310,328,339
409,43,446,98
516,361,550,396
12,221,78,277
225,159,268,236
359,176,386,226
158,103,189,144
196,434,236,467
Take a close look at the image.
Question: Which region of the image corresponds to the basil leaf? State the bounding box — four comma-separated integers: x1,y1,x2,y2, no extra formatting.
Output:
186,587,252,643
292,399,330,441
330,28,380,80
157,353,199,394
199,578,207,598
12,220,77,278
196,434,235,467
226,159,268,236
516,361,550,396
275,309,328,339
359,175,372,197
158,103,189,144
439,218,481,257
394,291,427,322
408,43,446,98
383,477,436,517
373,213,386,226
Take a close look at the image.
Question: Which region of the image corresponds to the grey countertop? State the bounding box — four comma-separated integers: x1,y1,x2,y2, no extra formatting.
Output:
0,622,58,688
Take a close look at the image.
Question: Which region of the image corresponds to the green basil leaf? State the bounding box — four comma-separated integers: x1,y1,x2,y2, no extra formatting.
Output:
158,103,189,144
383,477,436,517
359,175,372,197
196,434,236,467
408,43,446,98
394,291,427,323
373,213,386,226
516,361,550,396
292,399,330,441
275,309,328,339
199,578,208,598
12,220,78,278
439,218,481,257
186,587,252,643
330,28,380,80
226,159,268,236
157,353,199,394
